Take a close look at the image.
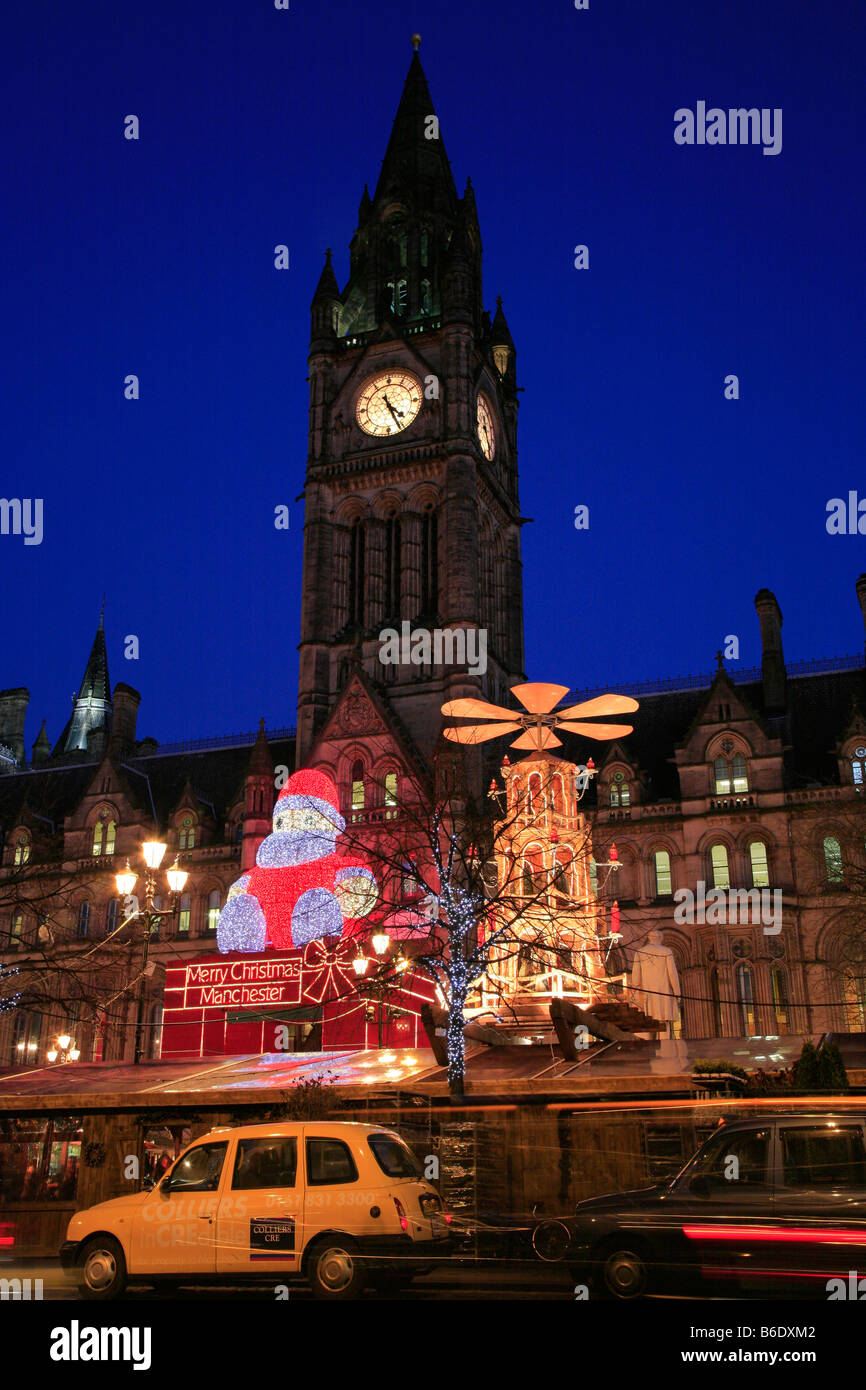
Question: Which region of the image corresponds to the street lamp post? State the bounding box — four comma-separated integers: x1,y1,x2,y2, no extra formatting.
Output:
116,840,188,1065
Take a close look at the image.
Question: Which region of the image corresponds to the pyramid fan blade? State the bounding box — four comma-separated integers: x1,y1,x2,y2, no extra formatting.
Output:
556,693,640,720
510,682,570,714
441,697,519,720
557,721,634,740
510,728,563,750
443,722,522,744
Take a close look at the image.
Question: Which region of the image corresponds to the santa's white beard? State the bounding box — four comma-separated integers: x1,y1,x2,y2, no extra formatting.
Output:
256,829,337,868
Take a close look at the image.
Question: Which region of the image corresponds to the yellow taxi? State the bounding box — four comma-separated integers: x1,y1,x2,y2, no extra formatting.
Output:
60,1121,450,1300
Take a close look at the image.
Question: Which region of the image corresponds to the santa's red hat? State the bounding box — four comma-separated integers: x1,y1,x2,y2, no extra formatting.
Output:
275,768,345,831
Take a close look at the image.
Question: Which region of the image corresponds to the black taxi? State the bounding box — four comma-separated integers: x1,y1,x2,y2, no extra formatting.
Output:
568,1113,866,1299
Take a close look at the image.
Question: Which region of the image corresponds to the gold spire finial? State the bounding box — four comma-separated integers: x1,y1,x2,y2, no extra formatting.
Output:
411,33,421,51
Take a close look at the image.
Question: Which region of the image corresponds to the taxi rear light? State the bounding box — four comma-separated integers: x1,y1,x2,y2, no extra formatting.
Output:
394,1197,408,1232
444,1212,452,1225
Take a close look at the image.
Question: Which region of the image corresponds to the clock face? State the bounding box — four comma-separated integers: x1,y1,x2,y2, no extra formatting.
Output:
476,392,496,460
355,370,423,437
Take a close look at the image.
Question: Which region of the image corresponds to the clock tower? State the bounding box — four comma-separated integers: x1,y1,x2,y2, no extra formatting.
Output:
296,39,525,768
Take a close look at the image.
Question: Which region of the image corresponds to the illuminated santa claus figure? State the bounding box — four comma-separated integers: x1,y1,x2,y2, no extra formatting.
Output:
216,769,378,952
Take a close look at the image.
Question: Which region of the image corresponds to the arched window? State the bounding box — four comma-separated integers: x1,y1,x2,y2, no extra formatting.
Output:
851,746,866,789
710,844,730,890
348,517,365,627
178,892,191,935
823,835,844,885
749,840,770,888
843,946,866,1030
551,775,565,815
92,821,103,855
527,773,542,817
206,890,221,933
351,760,365,813
420,279,431,314
522,862,534,897
104,820,116,855
589,856,598,896
421,506,438,614
420,229,429,266
552,851,573,903
714,753,749,795
710,967,723,1035
106,899,119,934
76,902,91,939
384,771,398,811
179,816,195,850
11,1011,40,1067
14,835,30,866
770,964,789,1031
384,512,402,620
10,911,23,948
654,850,672,896
610,771,630,808
736,961,757,1034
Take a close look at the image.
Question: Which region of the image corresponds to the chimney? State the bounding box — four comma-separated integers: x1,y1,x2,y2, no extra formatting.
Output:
0,687,30,763
754,589,786,714
110,683,141,757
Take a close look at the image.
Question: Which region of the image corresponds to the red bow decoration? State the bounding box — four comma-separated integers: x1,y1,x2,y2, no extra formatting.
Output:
302,936,357,1004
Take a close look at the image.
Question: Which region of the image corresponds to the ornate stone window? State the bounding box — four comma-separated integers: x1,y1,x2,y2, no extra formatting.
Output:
653,849,672,896
14,834,30,866
351,760,365,813
609,770,630,808
748,840,770,888
823,835,844,886
710,843,731,890
851,746,866,790
714,749,748,794
736,960,757,1034
179,816,196,851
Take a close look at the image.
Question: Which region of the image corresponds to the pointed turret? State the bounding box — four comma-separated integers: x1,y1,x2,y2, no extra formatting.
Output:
310,248,341,349
336,38,475,336
490,295,515,378
32,718,50,766
240,719,274,870
53,609,113,756
374,43,458,214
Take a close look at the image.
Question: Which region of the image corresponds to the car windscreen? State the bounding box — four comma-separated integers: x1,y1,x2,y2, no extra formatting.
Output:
367,1133,423,1178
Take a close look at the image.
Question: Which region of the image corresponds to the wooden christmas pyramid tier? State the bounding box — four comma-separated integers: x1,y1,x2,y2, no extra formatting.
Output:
588,1001,665,1034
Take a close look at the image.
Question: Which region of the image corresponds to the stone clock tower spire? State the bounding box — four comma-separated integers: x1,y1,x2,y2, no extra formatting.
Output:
297,40,525,767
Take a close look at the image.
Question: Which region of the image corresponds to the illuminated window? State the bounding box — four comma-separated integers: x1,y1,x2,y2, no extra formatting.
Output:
714,753,749,795
92,821,103,855
610,771,630,808
654,850,672,896
771,964,789,1030
206,890,221,933
14,835,30,866
10,911,23,948
351,760,365,813
179,816,195,850
736,961,757,1034
384,772,398,807
852,746,866,788
589,857,598,895
710,844,730,890
749,840,770,888
527,773,542,817
104,820,116,855
823,835,844,885
178,893,191,935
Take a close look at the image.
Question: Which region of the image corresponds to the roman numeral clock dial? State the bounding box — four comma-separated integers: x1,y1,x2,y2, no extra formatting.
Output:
355,370,422,437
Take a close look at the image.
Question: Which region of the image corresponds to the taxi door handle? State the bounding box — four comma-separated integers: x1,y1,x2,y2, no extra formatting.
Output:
198,1215,214,1222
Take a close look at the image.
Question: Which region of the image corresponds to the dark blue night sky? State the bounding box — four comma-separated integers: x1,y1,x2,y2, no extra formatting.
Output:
2,0,864,749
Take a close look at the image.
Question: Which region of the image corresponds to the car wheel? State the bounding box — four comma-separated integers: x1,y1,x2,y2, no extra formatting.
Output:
77,1236,128,1301
308,1238,366,1301
532,1220,572,1263
595,1241,650,1300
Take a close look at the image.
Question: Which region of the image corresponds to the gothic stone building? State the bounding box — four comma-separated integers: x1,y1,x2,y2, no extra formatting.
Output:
1,49,865,1066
